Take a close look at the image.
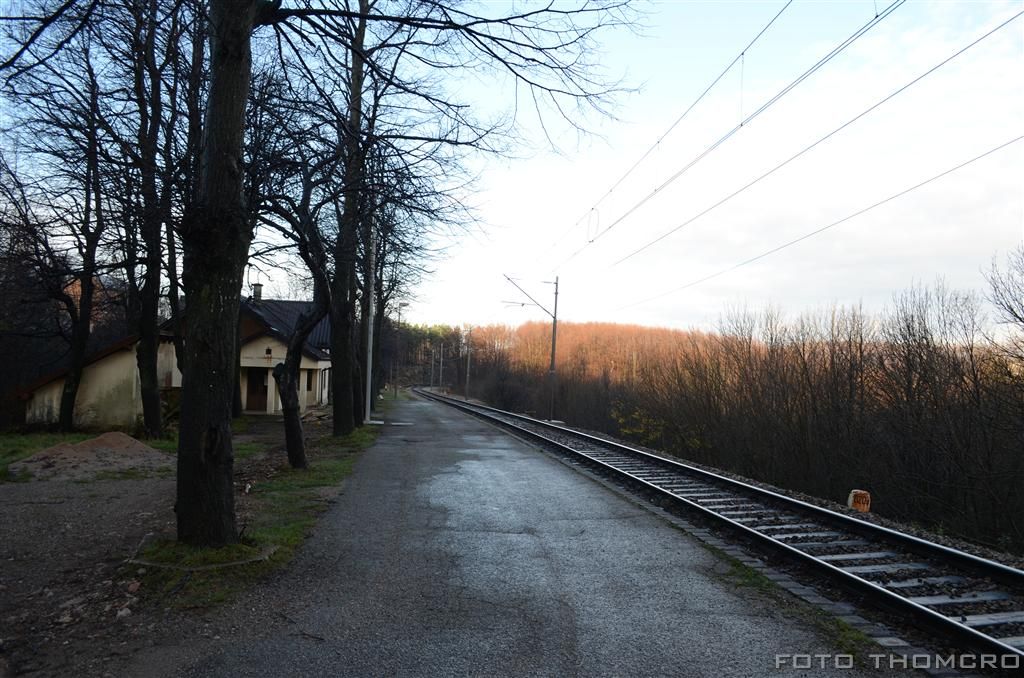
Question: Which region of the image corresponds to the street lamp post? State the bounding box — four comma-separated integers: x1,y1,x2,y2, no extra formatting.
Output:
464,327,472,401
393,302,408,399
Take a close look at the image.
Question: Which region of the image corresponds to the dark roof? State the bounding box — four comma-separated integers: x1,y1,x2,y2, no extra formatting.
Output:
241,299,331,361
18,331,174,397
23,299,330,396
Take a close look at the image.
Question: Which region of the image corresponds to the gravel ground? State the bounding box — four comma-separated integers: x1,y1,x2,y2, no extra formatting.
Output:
0,418,294,677
0,477,177,676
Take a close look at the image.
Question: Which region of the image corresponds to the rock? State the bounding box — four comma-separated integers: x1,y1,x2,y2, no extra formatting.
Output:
56,611,73,625
126,580,141,594
115,608,132,620
59,596,85,609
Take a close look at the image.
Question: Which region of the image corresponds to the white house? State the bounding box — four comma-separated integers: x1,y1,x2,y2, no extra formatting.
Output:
23,292,332,428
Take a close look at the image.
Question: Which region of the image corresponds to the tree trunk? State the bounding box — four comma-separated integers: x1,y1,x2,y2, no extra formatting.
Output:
175,0,257,547
58,66,104,433
272,362,305,467
134,0,164,438
232,318,243,418
351,318,364,425
330,307,356,435
58,310,91,432
272,296,327,469
330,0,367,435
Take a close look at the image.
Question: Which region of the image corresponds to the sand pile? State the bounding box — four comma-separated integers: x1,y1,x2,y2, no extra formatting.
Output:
10,431,172,481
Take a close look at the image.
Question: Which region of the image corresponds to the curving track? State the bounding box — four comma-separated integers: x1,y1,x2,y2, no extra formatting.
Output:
417,389,1024,662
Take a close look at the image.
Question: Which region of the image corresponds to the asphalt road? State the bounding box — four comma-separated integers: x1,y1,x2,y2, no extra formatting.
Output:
130,396,897,677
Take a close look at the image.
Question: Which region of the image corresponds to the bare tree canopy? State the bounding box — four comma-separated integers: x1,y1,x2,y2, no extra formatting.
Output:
1,0,638,546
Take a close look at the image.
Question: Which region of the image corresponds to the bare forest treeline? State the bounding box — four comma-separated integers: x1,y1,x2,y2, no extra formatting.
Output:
404,276,1024,553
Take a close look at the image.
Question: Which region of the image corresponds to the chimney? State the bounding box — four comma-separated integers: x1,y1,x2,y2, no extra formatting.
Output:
252,283,263,302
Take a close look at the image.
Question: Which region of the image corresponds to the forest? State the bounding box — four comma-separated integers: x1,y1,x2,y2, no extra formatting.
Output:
396,262,1024,553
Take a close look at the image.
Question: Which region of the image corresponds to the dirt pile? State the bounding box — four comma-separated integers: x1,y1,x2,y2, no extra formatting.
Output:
9,431,172,481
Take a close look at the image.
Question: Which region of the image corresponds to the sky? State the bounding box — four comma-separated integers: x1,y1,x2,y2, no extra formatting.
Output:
399,0,1024,332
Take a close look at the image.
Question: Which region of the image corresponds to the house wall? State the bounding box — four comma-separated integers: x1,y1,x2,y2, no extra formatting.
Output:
239,336,330,413
26,334,330,426
157,341,182,388
26,348,142,428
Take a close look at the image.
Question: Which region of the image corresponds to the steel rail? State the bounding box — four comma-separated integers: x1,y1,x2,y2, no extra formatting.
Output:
417,389,1024,661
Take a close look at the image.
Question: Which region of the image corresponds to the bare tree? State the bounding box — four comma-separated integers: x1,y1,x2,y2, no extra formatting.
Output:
0,39,111,431
3,0,637,546
986,246,1024,361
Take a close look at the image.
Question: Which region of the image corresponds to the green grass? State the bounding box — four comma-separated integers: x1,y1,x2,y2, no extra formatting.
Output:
140,540,263,568
146,437,178,454
231,416,254,434
146,434,264,460
0,432,93,481
380,387,412,401
134,426,378,610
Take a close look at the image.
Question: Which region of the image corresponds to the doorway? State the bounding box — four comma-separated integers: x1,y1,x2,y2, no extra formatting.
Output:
246,367,268,411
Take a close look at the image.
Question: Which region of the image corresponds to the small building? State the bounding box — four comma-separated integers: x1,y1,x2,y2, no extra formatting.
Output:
23,293,331,428
23,335,181,429
237,296,332,415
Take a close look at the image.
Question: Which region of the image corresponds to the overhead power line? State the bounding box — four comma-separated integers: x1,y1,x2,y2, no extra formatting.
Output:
612,8,1024,267
555,0,907,270
617,135,1024,311
546,0,794,253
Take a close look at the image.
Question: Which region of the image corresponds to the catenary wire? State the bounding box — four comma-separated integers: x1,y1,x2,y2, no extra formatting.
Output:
616,135,1024,310
545,0,795,253
611,8,1024,267
555,0,906,271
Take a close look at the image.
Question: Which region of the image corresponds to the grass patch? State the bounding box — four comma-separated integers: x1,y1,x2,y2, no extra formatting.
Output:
379,387,412,401
234,441,266,460
141,540,263,568
146,437,178,454
0,432,93,482
145,434,265,460
134,425,378,610
231,416,254,434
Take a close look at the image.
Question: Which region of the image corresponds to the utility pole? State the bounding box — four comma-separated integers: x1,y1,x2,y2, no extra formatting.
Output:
363,223,376,424
439,343,445,392
430,347,435,387
393,302,408,399
464,328,472,401
504,275,559,421
548,277,559,421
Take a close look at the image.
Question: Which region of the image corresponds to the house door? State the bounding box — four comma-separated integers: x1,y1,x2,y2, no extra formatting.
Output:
247,367,268,411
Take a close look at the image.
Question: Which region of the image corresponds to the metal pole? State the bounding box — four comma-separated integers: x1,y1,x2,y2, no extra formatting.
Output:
393,304,401,399
439,343,444,392
549,276,558,421
465,329,472,401
363,224,375,424
502,274,561,421
430,348,435,387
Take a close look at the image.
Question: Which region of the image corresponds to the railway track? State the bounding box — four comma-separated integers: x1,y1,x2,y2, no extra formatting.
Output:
417,389,1024,664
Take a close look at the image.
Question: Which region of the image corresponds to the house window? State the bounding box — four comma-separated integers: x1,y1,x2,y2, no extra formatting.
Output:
306,370,313,391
